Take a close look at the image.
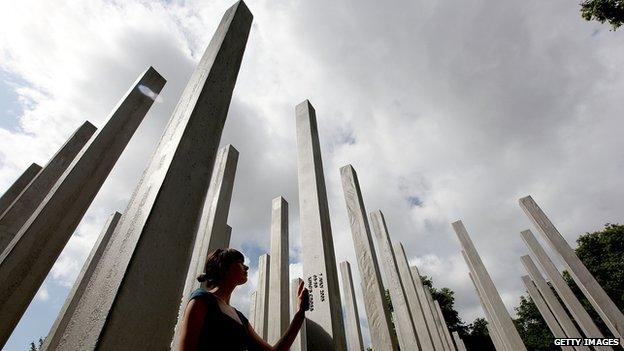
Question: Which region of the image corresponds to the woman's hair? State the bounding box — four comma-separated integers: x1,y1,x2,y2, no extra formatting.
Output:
197,248,245,287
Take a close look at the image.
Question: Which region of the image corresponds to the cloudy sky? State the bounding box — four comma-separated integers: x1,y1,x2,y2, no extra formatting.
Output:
1,0,623,349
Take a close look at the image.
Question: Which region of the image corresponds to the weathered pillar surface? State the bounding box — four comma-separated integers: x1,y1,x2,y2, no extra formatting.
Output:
520,195,624,341
468,272,505,351
339,165,397,351
44,3,252,350
0,163,41,217
339,261,365,351
256,254,271,339
250,291,257,327
520,255,591,351
520,276,574,351
370,211,420,350
223,224,232,247
520,230,605,339
268,196,289,344
394,242,435,350
410,265,447,351
434,300,456,351
0,67,165,349
295,99,346,350
451,332,467,351
452,220,526,351
425,289,450,351
291,278,307,351
172,144,239,345
43,212,122,351
0,122,97,252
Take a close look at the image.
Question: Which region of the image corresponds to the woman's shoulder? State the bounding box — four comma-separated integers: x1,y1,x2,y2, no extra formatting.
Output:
189,288,215,302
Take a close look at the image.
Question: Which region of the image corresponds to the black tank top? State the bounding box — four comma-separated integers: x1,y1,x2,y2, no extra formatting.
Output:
189,289,259,350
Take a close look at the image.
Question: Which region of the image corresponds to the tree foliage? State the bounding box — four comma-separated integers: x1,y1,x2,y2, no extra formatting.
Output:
580,0,624,30
514,295,556,350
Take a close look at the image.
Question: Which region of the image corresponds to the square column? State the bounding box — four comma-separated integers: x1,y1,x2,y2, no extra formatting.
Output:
0,122,96,253
370,210,420,350
0,163,41,216
520,255,591,351
452,220,526,351
467,272,505,351
451,331,467,351
394,242,435,350
250,291,257,327
339,165,397,351
424,289,451,351
434,300,456,351
291,278,307,351
520,196,624,342
268,197,289,343
410,265,447,351
44,3,253,350
256,254,271,339
520,229,605,340
295,100,346,350
339,261,365,351
520,276,574,351
0,67,165,349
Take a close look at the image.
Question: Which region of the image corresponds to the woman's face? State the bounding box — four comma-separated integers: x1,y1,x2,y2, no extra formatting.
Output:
226,260,249,286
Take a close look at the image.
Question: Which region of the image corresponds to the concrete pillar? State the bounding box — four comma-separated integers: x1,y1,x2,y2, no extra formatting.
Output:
468,272,505,351
0,122,97,253
291,278,307,351
520,255,591,351
410,265,447,351
250,291,257,327
0,66,165,349
256,254,271,339
434,300,456,351
339,261,365,351
370,210,420,350
43,4,252,350
520,229,606,340
220,224,232,248
43,212,122,350
172,144,238,345
451,331,467,351
451,220,526,351
268,196,289,344
339,165,397,351
295,100,346,350
394,242,435,350
425,289,451,351
0,163,41,216
520,276,574,351
520,195,624,341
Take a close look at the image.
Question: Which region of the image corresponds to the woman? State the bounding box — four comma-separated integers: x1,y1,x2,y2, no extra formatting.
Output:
178,248,309,351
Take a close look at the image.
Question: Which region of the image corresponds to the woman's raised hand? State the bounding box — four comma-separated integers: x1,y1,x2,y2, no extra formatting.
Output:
296,280,310,313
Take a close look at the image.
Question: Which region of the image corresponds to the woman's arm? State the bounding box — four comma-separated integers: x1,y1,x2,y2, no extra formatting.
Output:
177,299,206,351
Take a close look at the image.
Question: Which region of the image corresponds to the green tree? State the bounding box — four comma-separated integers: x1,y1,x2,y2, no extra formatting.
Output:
580,0,624,30
514,295,556,350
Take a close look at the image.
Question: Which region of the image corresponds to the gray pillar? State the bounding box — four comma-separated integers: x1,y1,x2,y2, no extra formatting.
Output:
268,196,289,343
339,261,365,351
0,163,41,217
172,144,239,345
291,278,307,351
425,289,450,351
451,332,467,351
394,242,435,350
520,275,574,351
520,229,606,340
370,210,420,350
434,300,456,351
0,67,165,349
43,212,122,350
468,272,505,351
520,255,591,351
250,291,257,328
44,4,252,350
410,265,447,351
295,100,346,350
0,122,96,253
451,220,526,351
520,195,624,341
339,165,397,351
256,254,271,339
